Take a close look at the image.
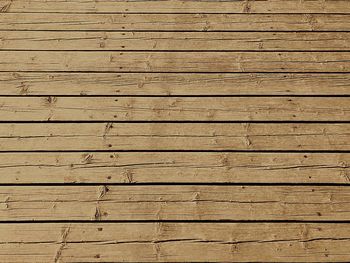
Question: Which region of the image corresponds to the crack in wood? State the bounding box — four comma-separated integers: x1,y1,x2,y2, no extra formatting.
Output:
54,226,70,263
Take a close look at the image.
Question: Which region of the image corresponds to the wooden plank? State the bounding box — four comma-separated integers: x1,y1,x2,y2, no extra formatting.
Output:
1,51,350,72
1,97,350,121
1,185,350,221
2,31,350,51
2,72,350,96
0,123,349,151
1,223,350,262
0,152,349,184
1,14,349,31
1,0,350,14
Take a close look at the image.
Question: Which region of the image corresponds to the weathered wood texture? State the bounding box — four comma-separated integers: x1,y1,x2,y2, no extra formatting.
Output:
1,185,350,221
1,0,350,262
1,223,350,262
0,123,349,151
1,14,350,31
0,152,349,184
2,0,350,13
1,51,350,72
1,97,349,121
2,72,350,95
2,31,350,51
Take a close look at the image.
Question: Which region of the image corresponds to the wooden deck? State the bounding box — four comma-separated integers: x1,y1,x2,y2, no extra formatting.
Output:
0,0,350,262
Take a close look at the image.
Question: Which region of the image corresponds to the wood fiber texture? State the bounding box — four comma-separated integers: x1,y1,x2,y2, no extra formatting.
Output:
0,0,350,262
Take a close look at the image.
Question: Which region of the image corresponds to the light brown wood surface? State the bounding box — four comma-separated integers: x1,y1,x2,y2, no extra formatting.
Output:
1,13,350,31
0,123,349,151
0,152,348,184
1,0,350,262
1,72,350,95
0,97,349,121
1,185,350,221
2,31,350,51
1,51,350,72
1,223,349,262
2,0,350,13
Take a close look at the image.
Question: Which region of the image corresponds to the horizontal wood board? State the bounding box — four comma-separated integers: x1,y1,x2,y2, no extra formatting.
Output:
1,51,350,72
1,223,349,262
2,0,350,13
1,72,350,95
1,185,350,221
0,152,348,184
1,14,350,31
2,32,350,51
0,123,349,151
0,97,349,121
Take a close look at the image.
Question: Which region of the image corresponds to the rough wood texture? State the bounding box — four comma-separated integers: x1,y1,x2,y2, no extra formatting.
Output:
2,31,350,51
0,152,348,184
0,123,349,151
1,14,349,31
1,72,350,95
2,0,350,13
1,51,350,72
1,0,350,262
1,223,350,262
1,97,349,121
1,185,350,221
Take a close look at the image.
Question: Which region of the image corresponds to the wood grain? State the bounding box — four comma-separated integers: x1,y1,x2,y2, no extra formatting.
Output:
1,97,349,121
1,51,350,72
2,72,350,95
1,223,350,262
2,31,350,51
1,0,350,13
0,123,349,151
1,185,350,221
0,152,348,184
1,0,350,262
1,14,349,31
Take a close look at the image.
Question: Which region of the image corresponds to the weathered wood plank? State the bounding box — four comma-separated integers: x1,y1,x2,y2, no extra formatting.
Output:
1,0,349,13
1,97,350,121
1,185,350,221
1,51,350,72
1,223,350,262
1,14,349,31
0,123,349,151
0,152,349,184
2,31,350,51
2,72,350,95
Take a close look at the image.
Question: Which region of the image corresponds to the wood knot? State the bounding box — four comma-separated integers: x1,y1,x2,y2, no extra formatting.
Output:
82,153,94,164
123,169,134,183
243,0,251,13
193,192,200,201
220,154,231,170
44,96,57,106
98,185,109,199
18,82,29,95
103,123,114,138
4,196,10,209
0,1,13,12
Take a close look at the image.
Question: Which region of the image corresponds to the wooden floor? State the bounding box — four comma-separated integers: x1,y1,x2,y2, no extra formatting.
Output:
1,0,350,262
